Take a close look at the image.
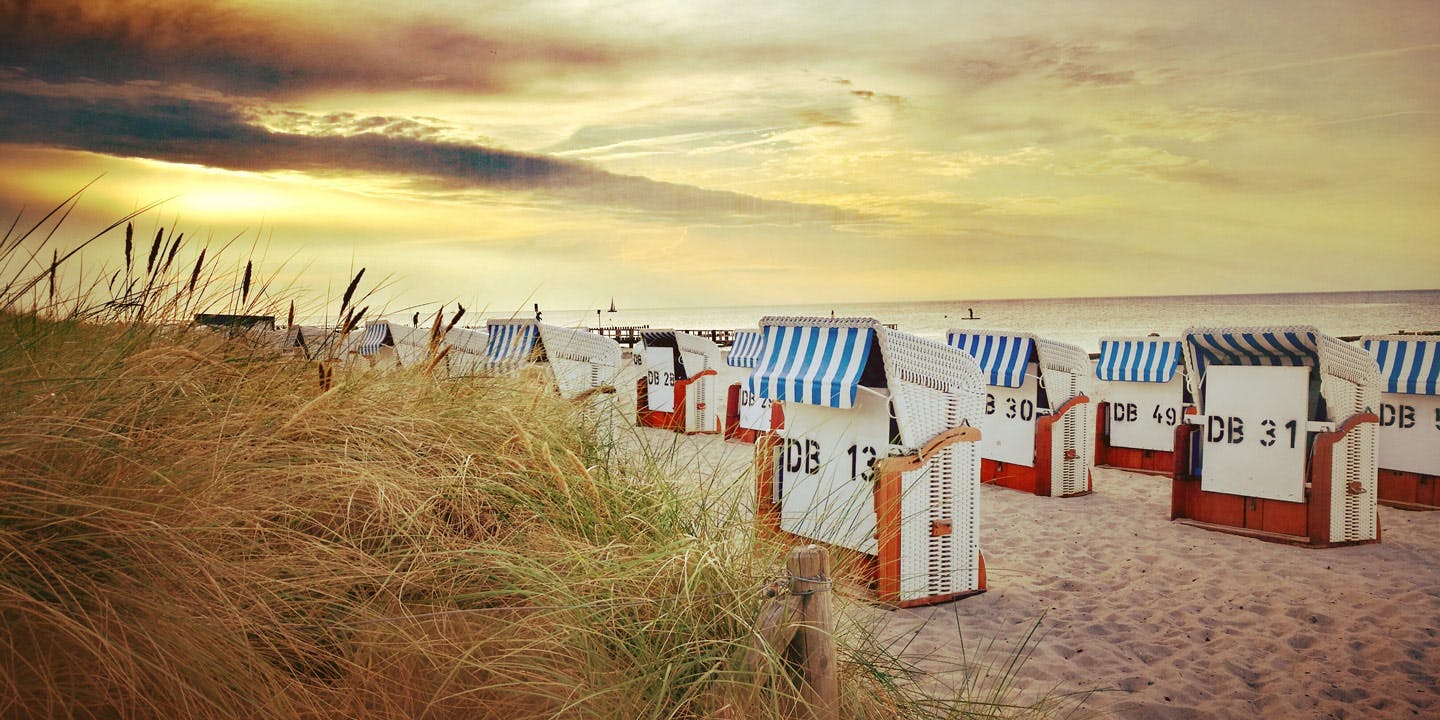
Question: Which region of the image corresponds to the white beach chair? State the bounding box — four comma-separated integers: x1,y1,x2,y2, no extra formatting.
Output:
635,330,722,434
1361,335,1440,510
749,316,987,607
1093,336,1189,475
946,330,1095,497
720,329,781,442
1173,326,1380,546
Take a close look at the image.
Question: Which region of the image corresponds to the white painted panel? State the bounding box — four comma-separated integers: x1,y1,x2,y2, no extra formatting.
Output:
1377,393,1440,475
979,367,1039,467
777,389,890,554
1199,365,1310,502
1106,377,1184,452
644,346,677,412
738,386,773,431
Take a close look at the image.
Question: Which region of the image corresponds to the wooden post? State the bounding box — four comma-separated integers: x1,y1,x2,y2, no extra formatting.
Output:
788,545,837,719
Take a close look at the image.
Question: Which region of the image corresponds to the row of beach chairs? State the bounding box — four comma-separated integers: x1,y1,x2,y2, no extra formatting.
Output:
278,316,1437,607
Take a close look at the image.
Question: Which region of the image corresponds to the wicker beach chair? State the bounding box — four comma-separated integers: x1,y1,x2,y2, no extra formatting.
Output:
1173,326,1380,546
749,316,987,607
720,329,781,442
1360,334,1440,510
483,319,623,399
636,330,722,434
946,330,1095,497
1093,336,1188,475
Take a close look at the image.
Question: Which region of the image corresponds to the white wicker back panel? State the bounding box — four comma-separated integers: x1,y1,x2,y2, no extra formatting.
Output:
879,328,986,600
1035,338,1091,404
1043,366,1093,496
878,330,987,446
1322,373,1379,542
1318,334,1380,542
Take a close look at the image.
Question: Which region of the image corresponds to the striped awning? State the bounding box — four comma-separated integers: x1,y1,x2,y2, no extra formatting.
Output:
946,332,1033,388
1364,338,1440,395
484,322,540,366
745,324,875,409
358,323,390,356
727,330,765,368
1097,339,1183,383
1186,329,1319,381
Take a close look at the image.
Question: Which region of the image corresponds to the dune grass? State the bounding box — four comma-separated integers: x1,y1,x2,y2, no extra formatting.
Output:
0,195,1082,719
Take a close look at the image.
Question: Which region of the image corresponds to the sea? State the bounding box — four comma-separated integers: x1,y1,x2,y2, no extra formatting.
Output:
484,290,1439,353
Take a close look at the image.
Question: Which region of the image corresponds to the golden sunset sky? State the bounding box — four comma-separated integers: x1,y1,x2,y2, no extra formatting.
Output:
1,0,1436,314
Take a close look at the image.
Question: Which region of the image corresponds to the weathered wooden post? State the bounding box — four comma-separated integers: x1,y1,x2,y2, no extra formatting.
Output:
788,545,837,719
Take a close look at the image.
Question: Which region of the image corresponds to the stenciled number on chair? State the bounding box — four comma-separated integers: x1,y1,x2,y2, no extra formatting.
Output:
846,444,878,482
739,389,770,410
646,370,676,387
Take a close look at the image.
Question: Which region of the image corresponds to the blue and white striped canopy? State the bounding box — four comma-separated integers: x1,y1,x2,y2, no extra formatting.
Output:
1364,338,1440,396
484,322,540,366
1097,339,1182,383
358,323,390,356
945,332,1033,388
1185,329,1318,381
745,324,875,409
727,330,765,368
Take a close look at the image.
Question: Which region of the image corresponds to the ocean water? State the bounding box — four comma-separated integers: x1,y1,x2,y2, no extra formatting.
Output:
491,290,1439,353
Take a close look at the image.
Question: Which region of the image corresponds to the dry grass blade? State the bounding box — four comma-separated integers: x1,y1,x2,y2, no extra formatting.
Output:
146,227,162,276
188,248,206,293
339,268,364,317
241,260,253,304
124,222,134,277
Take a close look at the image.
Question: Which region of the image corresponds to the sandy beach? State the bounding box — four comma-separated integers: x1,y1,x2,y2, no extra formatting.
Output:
631,426,1440,719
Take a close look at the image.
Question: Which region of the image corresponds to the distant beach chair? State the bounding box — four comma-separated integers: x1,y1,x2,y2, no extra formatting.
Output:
1172,326,1380,546
1093,336,1190,476
483,319,624,400
635,330,722,434
750,316,986,607
346,320,432,369
946,329,1095,497
440,326,490,377
278,325,327,359
1361,335,1440,510
720,329,783,443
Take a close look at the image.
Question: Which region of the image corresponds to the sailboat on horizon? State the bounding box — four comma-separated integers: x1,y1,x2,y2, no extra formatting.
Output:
608,298,617,313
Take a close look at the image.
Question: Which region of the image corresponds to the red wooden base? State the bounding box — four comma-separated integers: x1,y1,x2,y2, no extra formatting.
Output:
1377,468,1440,511
1169,414,1381,547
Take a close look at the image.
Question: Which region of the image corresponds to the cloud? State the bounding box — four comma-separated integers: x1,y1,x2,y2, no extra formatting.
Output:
0,83,860,225
0,0,615,96
914,35,1143,90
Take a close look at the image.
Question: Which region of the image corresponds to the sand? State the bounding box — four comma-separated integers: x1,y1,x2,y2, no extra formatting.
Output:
627,426,1440,720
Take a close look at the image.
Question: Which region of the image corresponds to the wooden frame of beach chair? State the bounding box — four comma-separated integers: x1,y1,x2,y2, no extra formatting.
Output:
751,317,986,608
720,329,784,443
945,330,1095,497
1093,336,1190,476
483,319,624,400
1171,326,1380,547
635,330,722,434
1361,335,1440,511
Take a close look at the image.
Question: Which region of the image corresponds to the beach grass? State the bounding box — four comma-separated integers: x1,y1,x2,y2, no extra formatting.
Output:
0,195,1077,719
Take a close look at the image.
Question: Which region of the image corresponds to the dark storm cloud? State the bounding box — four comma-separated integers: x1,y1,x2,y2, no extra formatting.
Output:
0,87,858,224
0,0,612,95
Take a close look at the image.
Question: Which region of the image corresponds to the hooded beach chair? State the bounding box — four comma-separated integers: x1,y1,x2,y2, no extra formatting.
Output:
483,319,623,400
946,330,1095,497
635,330,722,434
439,326,490,377
1361,335,1440,510
720,329,783,443
749,317,986,607
1172,326,1380,546
1093,336,1190,475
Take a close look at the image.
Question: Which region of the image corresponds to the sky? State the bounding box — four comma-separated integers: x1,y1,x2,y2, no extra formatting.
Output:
1,0,1437,317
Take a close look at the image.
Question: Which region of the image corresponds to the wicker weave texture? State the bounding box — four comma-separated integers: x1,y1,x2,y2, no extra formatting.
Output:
879,326,986,601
